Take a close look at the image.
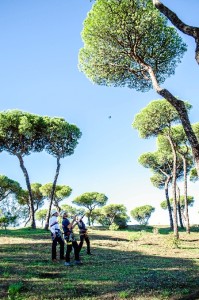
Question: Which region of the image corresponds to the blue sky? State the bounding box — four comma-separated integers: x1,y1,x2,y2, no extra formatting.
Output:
0,0,199,225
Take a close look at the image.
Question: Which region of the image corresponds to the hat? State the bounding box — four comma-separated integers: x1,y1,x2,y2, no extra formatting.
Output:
60,211,67,217
51,209,58,216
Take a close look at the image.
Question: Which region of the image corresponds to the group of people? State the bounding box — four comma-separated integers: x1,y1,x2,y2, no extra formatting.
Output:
49,209,91,266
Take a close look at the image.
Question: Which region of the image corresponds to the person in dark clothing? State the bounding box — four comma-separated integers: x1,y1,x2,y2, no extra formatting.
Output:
49,209,65,262
61,211,82,266
76,216,91,255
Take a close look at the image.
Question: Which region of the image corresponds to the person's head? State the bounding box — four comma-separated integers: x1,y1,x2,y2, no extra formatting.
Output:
60,211,68,218
51,209,58,217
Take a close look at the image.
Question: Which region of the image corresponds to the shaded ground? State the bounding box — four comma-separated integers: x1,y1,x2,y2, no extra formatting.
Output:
1,227,199,299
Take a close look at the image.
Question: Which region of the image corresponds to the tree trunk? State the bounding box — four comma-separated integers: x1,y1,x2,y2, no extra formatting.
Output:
17,154,36,229
87,209,92,226
164,176,173,230
181,155,190,233
147,66,199,177
167,135,179,239
152,0,199,64
53,201,61,213
176,185,184,229
44,157,61,230
24,217,31,227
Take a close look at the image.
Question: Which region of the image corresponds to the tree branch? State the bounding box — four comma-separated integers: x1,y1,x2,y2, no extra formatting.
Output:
152,0,199,64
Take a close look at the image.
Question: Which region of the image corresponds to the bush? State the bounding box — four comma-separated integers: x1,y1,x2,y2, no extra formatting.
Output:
109,223,119,231
167,233,181,248
128,231,142,242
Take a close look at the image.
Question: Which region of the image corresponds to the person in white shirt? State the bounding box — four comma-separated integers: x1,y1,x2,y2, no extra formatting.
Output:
49,209,65,262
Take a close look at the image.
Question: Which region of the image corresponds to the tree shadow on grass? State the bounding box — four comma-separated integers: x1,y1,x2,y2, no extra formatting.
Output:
1,225,198,240
1,233,199,300
0,228,50,240
0,228,130,242
88,233,129,242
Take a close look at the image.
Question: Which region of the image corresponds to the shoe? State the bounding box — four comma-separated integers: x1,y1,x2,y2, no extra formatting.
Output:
64,262,72,266
74,260,83,265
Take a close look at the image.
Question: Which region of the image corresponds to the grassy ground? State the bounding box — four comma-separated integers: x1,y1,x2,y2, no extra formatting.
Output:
1,226,199,300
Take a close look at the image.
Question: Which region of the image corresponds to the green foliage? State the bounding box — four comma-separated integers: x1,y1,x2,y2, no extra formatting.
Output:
189,168,198,182
0,193,27,227
160,196,194,210
43,116,82,159
0,110,46,155
79,0,186,91
103,204,129,227
157,125,194,170
0,213,17,230
8,282,23,300
73,192,108,208
133,100,191,138
35,209,47,227
139,150,173,191
166,233,181,249
86,208,102,225
40,183,72,210
0,175,22,201
192,122,199,141
0,111,46,228
131,205,155,225
160,200,168,210
150,173,165,189
92,204,129,228
18,183,45,209
128,231,143,242
118,290,131,299
114,215,129,229
73,192,108,225
109,223,119,231
0,216,9,230
61,204,85,217
0,110,81,229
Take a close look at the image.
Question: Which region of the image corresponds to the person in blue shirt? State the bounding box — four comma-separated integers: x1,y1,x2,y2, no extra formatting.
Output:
61,211,82,266
76,216,91,255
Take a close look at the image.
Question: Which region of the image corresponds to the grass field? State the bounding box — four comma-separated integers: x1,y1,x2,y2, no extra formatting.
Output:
1,226,199,300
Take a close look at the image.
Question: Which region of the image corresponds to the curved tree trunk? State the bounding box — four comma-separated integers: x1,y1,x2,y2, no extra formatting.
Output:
24,204,31,227
24,217,30,227
152,0,199,64
17,154,36,229
147,66,199,177
176,185,184,229
164,176,173,230
44,157,61,230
